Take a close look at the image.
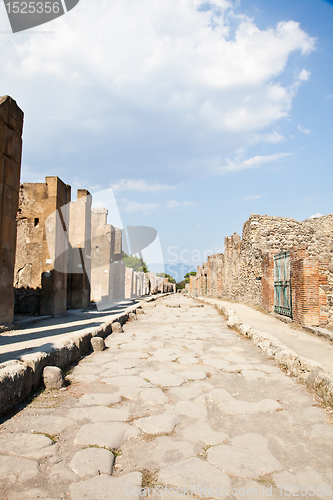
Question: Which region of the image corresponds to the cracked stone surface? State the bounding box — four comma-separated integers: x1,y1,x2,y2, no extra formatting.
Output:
69,447,114,477
1,294,333,500
134,414,179,434
74,422,140,448
207,444,283,477
158,457,231,499
78,393,122,406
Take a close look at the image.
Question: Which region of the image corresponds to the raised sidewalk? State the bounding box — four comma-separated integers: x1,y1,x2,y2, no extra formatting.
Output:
0,296,166,415
196,296,333,406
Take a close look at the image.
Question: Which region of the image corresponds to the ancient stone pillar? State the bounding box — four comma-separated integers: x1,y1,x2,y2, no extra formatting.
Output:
0,96,24,326
67,189,92,309
14,176,71,316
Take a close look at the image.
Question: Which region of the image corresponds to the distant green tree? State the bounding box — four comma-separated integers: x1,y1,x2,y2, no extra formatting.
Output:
184,271,197,283
122,252,149,273
156,272,176,283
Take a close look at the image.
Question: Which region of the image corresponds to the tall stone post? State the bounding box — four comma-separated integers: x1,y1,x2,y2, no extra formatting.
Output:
67,189,92,309
0,96,24,326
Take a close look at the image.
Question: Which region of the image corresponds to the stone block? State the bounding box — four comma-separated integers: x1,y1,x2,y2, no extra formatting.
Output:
42,366,65,390
91,337,105,352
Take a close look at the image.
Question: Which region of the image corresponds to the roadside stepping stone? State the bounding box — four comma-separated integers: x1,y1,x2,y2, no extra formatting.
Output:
207,444,283,478
173,400,208,421
0,456,39,487
219,399,281,415
0,433,53,457
134,414,179,434
75,422,140,449
181,422,229,446
68,406,130,422
139,388,169,404
208,389,234,403
78,393,122,406
169,387,202,400
69,448,115,477
139,370,185,387
158,457,231,499
101,375,151,387
69,471,142,500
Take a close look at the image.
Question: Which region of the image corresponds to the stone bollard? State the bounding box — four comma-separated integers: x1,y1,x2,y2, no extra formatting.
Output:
91,337,105,352
129,312,137,321
112,322,123,333
43,366,65,390
137,308,144,315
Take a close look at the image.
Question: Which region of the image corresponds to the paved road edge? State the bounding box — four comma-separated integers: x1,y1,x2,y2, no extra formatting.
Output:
195,296,333,408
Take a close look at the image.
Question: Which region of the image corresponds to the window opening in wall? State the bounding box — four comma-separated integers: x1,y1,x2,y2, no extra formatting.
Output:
34,217,39,227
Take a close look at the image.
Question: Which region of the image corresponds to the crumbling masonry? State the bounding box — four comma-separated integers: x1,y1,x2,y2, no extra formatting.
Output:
191,214,333,327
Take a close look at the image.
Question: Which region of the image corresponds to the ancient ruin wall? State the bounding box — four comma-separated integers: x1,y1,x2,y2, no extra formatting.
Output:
0,96,23,325
195,214,333,326
14,176,71,316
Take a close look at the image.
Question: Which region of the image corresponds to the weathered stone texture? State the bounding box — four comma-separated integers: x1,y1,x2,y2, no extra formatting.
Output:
14,176,71,316
192,214,333,327
90,209,115,304
0,96,23,325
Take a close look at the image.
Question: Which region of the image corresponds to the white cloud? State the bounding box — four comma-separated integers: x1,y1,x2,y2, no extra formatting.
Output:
215,151,291,174
261,131,285,143
297,124,311,135
111,179,177,192
309,213,323,219
122,200,161,214
241,194,265,201
0,0,316,181
121,198,196,213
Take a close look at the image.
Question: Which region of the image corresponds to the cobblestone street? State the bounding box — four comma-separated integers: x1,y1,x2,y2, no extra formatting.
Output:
1,294,333,500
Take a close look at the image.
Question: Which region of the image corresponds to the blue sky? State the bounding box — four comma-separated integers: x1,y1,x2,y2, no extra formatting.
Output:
1,0,332,281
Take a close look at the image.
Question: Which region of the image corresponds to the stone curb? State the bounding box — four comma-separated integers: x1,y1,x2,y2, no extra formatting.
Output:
196,296,333,407
0,304,141,416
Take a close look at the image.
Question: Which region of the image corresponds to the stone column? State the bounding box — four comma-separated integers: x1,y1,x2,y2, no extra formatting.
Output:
0,96,24,326
14,176,71,316
67,189,92,309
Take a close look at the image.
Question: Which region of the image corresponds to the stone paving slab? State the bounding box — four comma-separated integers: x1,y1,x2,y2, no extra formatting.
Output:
1,294,333,500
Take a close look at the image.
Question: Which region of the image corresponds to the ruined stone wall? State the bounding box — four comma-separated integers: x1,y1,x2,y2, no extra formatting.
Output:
112,228,125,300
0,96,23,325
207,253,223,297
14,176,71,316
194,214,333,327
